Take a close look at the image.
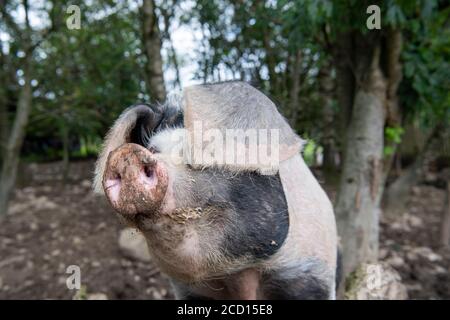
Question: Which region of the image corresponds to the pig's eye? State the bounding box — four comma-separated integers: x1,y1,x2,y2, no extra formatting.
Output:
149,146,159,154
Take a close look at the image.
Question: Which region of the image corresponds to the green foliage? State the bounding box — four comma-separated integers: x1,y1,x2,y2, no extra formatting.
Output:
385,126,405,144
3,1,144,160
73,285,88,300
384,126,405,155
400,3,450,127
302,139,318,166
77,136,102,158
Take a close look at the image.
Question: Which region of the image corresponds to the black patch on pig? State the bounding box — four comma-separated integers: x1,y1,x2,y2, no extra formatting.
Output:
262,267,330,300
220,172,289,260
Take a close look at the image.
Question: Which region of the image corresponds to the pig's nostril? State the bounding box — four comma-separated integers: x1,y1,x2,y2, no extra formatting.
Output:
144,165,154,179
140,163,157,188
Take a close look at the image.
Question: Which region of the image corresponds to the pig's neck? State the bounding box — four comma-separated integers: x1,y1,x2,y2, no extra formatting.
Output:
140,205,235,283
183,268,263,299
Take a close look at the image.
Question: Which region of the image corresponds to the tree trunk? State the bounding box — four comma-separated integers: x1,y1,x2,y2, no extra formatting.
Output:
335,28,404,283
383,154,423,217
382,29,404,180
335,43,387,279
384,124,443,217
160,5,181,89
0,58,32,217
333,32,355,153
141,0,166,102
385,29,403,127
61,124,70,183
0,97,7,163
288,49,302,128
440,181,450,247
0,39,8,163
319,62,338,181
263,32,277,95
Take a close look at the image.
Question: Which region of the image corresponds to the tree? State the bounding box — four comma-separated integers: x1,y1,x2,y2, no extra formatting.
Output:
0,0,145,215
0,38,9,163
141,0,167,102
27,1,144,170
0,0,48,217
384,1,450,217
441,181,450,247
328,0,449,284
334,28,403,280
318,60,338,179
159,0,182,89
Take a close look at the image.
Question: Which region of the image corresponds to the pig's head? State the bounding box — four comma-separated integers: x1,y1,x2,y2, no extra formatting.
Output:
93,100,237,281
93,101,187,226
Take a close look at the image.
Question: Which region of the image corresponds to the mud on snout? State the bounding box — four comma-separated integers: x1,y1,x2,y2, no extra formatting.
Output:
102,143,169,222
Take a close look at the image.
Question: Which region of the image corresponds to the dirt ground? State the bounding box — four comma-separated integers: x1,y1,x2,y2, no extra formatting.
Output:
0,160,449,299
380,185,450,299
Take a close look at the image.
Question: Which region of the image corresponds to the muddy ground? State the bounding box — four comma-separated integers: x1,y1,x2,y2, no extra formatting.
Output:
0,160,449,299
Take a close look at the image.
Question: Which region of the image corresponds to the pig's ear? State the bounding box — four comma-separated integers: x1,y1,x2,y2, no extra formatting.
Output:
93,104,162,194
183,82,304,174
129,104,164,147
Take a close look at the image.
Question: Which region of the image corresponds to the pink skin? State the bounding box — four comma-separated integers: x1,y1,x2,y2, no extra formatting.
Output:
103,178,121,204
104,165,159,204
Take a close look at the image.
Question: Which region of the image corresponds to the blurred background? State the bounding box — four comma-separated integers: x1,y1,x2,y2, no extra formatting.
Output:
0,0,449,299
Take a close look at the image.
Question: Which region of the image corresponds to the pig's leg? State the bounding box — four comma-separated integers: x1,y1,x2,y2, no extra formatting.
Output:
170,280,213,300
171,264,334,300
261,263,333,299
263,274,331,300
170,269,262,300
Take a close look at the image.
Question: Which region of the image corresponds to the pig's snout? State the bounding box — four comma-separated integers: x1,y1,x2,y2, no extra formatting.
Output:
102,143,168,217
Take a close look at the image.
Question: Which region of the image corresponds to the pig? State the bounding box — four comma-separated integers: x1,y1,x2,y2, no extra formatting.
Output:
94,81,338,299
